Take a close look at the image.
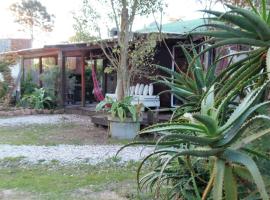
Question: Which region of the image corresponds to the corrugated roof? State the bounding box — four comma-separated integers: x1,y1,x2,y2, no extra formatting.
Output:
137,19,206,35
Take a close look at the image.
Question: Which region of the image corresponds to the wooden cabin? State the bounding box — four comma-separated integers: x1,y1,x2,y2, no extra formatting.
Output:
14,19,207,110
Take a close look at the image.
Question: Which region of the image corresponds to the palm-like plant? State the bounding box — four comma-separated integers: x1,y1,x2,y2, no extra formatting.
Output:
191,0,270,101
119,81,270,199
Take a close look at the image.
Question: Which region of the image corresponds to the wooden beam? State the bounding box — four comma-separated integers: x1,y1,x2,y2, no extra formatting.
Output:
103,59,107,94
54,56,58,65
39,57,43,87
58,51,66,107
20,56,25,82
81,54,86,107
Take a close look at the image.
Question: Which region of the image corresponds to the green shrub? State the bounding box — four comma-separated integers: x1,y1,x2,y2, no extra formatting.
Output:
20,88,54,109
0,81,8,99
96,96,143,122
21,73,39,96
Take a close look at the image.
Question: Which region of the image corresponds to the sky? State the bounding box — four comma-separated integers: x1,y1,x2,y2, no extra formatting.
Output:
0,0,224,48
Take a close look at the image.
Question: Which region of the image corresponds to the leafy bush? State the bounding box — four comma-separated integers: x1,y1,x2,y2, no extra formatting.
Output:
20,88,54,109
21,73,39,96
40,66,76,104
0,81,8,99
96,96,143,122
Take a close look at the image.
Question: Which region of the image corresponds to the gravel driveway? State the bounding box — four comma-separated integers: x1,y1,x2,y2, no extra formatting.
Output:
0,144,152,165
0,114,88,127
0,114,152,165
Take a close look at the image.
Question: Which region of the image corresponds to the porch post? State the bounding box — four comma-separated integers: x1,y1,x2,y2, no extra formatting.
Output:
18,56,25,100
20,56,25,82
39,57,43,87
81,53,86,107
58,51,66,107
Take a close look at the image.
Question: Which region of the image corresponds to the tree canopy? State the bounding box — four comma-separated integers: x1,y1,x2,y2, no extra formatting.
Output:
10,0,55,40
74,0,164,100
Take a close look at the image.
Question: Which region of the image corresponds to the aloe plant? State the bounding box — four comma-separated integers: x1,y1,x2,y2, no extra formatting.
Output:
156,45,220,118
119,81,270,199
191,0,270,100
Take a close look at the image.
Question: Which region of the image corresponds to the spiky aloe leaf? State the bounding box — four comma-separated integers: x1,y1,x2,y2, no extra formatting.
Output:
191,38,269,64
213,159,225,200
193,113,218,136
218,82,268,132
232,126,270,150
232,164,253,182
200,10,256,33
201,85,215,116
226,4,270,40
216,102,270,147
194,23,258,38
224,166,237,200
223,149,269,200
266,48,270,79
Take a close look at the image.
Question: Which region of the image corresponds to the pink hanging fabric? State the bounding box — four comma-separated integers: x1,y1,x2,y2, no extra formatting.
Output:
91,64,104,102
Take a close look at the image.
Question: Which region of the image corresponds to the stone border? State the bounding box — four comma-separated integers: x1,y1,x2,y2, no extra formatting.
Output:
0,107,65,116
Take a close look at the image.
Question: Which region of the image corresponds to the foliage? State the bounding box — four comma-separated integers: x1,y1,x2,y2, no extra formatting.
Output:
156,44,220,117
119,81,270,199
70,9,97,43
40,66,76,105
21,72,38,96
191,0,270,99
40,66,59,98
0,82,8,99
9,0,55,40
20,88,54,109
75,0,164,100
0,58,13,100
96,96,143,122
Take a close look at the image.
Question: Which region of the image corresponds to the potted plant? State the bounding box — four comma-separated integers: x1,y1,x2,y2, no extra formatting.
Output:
96,96,143,139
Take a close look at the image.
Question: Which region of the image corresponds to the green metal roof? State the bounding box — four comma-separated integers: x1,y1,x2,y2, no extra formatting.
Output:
137,19,206,35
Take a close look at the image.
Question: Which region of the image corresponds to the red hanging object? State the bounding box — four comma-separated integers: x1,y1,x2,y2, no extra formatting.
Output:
91,64,104,102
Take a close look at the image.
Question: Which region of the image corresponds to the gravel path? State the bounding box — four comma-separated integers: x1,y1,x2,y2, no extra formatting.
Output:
0,115,153,165
0,144,152,165
0,114,89,127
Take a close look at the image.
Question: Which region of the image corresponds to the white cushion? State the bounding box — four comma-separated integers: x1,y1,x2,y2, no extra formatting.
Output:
149,83,154,96
138,84,144,95
143,85,149,96
130,86,135,95
134,83,140,95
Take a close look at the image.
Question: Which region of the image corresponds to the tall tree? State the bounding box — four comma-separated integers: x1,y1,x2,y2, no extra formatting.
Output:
10,0,55,41
69,12,96,43
75,0,164,100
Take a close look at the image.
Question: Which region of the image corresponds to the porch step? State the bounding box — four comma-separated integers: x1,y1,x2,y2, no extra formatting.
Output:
91,115,108,126
91,112,171,127
64,105,98,116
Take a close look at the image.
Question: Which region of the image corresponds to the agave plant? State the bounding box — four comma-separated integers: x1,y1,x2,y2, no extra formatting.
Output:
119,81,270,199
156,45,220,118
191,0,270,101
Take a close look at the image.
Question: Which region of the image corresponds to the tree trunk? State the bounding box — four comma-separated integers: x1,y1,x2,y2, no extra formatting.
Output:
116,6,130,100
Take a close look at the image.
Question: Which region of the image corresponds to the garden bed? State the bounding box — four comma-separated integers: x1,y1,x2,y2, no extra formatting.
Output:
0,106,64,116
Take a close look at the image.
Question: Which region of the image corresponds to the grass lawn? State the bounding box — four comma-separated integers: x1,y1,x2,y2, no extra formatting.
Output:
0,118,148,199
0,158,152,200
0,123,131,145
